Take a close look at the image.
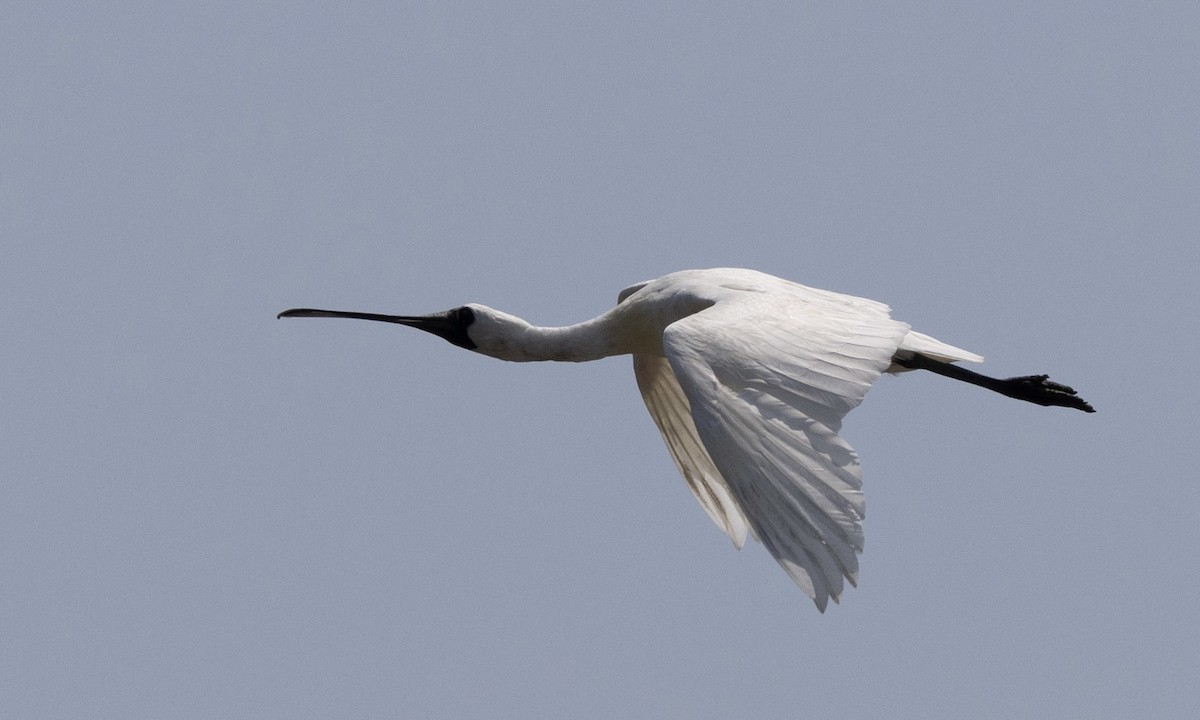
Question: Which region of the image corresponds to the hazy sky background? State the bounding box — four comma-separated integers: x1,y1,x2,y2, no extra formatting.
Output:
4,3,1198,717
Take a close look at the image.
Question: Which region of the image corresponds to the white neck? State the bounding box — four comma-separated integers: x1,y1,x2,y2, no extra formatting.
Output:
476,307,656,363
511,317,626,362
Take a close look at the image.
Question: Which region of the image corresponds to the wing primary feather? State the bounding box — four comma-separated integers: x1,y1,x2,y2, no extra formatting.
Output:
633,354,750,547
707,393,862,581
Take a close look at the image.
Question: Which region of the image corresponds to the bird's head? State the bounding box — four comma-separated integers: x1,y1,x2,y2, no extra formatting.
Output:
277,303,534,361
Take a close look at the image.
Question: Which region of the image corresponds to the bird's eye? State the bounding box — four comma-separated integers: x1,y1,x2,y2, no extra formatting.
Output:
452,306,475,326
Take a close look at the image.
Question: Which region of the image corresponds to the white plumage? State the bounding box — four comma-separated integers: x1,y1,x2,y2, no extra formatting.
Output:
622,270,980,609
280,268,1092,612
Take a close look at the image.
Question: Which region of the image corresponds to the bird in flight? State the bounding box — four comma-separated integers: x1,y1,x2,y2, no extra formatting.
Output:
279,268,1093,611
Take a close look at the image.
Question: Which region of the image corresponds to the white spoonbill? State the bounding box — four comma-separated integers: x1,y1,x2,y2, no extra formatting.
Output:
279,268,1093,611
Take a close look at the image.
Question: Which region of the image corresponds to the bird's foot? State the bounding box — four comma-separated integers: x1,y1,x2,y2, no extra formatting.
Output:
999,374,1096,413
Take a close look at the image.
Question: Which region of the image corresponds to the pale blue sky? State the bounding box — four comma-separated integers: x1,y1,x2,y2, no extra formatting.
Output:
4,3,1198,717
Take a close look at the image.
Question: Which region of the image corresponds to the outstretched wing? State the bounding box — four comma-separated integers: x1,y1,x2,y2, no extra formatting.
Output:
661,288,910,611
634,354,751,548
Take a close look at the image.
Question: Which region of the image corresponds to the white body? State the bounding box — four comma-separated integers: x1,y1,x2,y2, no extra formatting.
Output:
464,268,982,610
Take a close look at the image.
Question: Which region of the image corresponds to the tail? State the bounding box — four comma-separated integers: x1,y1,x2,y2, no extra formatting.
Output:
890,330,984,371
